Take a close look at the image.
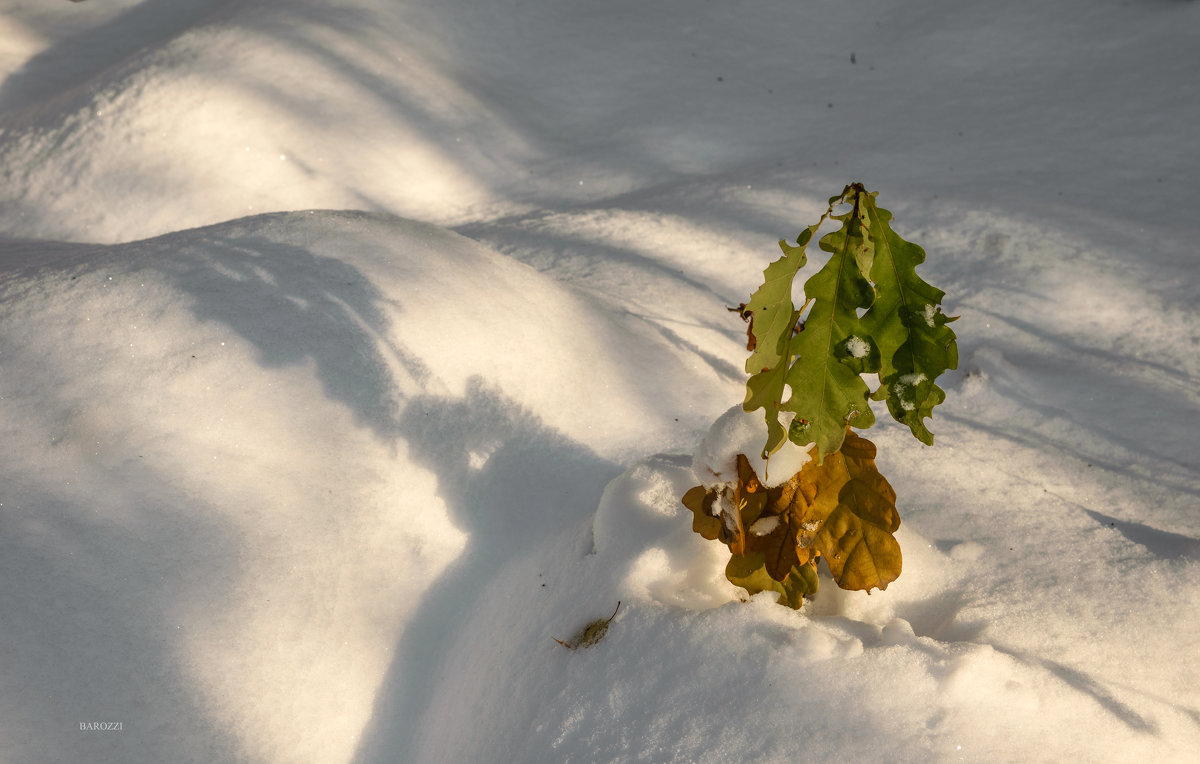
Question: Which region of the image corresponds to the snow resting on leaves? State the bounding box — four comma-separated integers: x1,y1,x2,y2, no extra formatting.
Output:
749,516,781,536
894,373,928,411
845,335,871,359
692,405,813,488
923,304,938,328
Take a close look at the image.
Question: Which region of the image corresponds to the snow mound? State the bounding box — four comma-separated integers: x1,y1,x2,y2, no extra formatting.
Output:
692,404,814,488
4,208,1198,762
4,0,1200,761
0,210,732,763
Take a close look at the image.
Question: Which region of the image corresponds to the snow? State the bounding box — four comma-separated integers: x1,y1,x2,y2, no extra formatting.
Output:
749,516,781,536
692,405,813,488
895,373,930,410
2,1,1199,762
924,303,938,328
845,334,871,359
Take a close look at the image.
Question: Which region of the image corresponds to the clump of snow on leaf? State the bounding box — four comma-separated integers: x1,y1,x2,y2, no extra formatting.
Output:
692,405,812,488
893,373,928,411
923,303,938,328
845,335,871,359
750,516,781,536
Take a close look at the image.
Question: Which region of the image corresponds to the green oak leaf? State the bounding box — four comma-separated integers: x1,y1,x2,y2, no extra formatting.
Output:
858,194,959,444
742,227,817,457
781,195,879,462
681,485,723,541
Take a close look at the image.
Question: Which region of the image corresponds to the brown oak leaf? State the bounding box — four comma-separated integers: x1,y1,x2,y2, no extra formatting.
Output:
681,428,901,604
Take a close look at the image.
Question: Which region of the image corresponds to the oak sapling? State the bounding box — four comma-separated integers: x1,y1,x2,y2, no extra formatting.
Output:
683,184,958,608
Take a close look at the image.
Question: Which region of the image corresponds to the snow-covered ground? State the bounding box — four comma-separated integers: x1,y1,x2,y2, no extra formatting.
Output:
2,1,1198,761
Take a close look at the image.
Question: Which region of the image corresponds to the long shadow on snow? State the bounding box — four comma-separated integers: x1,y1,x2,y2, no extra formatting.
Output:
972,303,1197,386
949,333,1200,500
168,2,763,219
452,217,744,309
214,5,543,205
146,220,623,758
941,412,1200,508
1083,509,1200,560
2,218,426,761
154,227,428,441
0,0,234,116
452,221,749,383
895,617,1162,734
352,378,621,763
0,418,252,763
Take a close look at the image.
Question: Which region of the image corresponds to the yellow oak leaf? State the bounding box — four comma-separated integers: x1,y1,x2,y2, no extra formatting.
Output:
681,429,900,604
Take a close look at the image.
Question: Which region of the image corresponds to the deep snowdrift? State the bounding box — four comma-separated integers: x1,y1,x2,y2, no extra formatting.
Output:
0,211,729,762
3,208,1197,763
2,0,1199,762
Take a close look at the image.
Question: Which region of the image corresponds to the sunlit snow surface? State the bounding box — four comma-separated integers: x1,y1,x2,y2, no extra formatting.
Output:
2,1,1199,762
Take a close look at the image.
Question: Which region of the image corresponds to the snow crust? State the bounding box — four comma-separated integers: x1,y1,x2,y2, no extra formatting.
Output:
2,1,1199,762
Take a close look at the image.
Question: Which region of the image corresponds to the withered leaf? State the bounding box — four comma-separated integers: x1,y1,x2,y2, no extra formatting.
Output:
728,302,756,351
681,485,722,541
838,432,899,532
732,454,770,554
812,505,901,592
681,428,902,604
810,429,902,591
726,552,817,610
745,518,800,581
